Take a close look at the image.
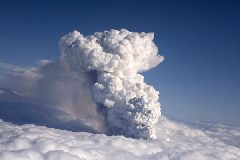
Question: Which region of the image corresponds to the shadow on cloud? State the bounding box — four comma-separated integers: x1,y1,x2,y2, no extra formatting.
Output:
0,100,100,134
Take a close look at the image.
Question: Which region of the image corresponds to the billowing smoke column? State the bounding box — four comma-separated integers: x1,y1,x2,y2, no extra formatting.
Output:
59,29,164,139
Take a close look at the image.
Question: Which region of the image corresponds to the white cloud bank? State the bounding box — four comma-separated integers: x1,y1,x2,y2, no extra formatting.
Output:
0,117,239,160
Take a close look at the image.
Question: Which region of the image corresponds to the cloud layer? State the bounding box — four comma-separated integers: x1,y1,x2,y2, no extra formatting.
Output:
0,117,239,160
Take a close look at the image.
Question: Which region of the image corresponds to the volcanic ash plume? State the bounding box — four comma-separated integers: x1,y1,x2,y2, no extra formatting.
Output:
60,29,164,139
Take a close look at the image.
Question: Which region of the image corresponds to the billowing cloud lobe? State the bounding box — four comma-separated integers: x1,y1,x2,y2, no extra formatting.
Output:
60,29,164,139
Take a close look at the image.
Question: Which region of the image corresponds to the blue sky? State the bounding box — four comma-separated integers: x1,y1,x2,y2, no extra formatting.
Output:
0,0,239,125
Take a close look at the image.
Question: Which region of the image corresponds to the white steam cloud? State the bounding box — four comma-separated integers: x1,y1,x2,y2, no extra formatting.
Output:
60,29,164,139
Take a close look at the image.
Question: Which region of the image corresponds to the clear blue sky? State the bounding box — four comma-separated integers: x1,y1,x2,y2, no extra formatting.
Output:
0,0,239,125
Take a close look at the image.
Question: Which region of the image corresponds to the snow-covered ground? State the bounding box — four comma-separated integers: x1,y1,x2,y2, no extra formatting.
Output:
0,116,239,160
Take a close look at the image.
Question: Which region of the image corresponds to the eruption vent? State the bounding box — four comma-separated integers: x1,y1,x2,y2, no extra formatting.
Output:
60,29,164,139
